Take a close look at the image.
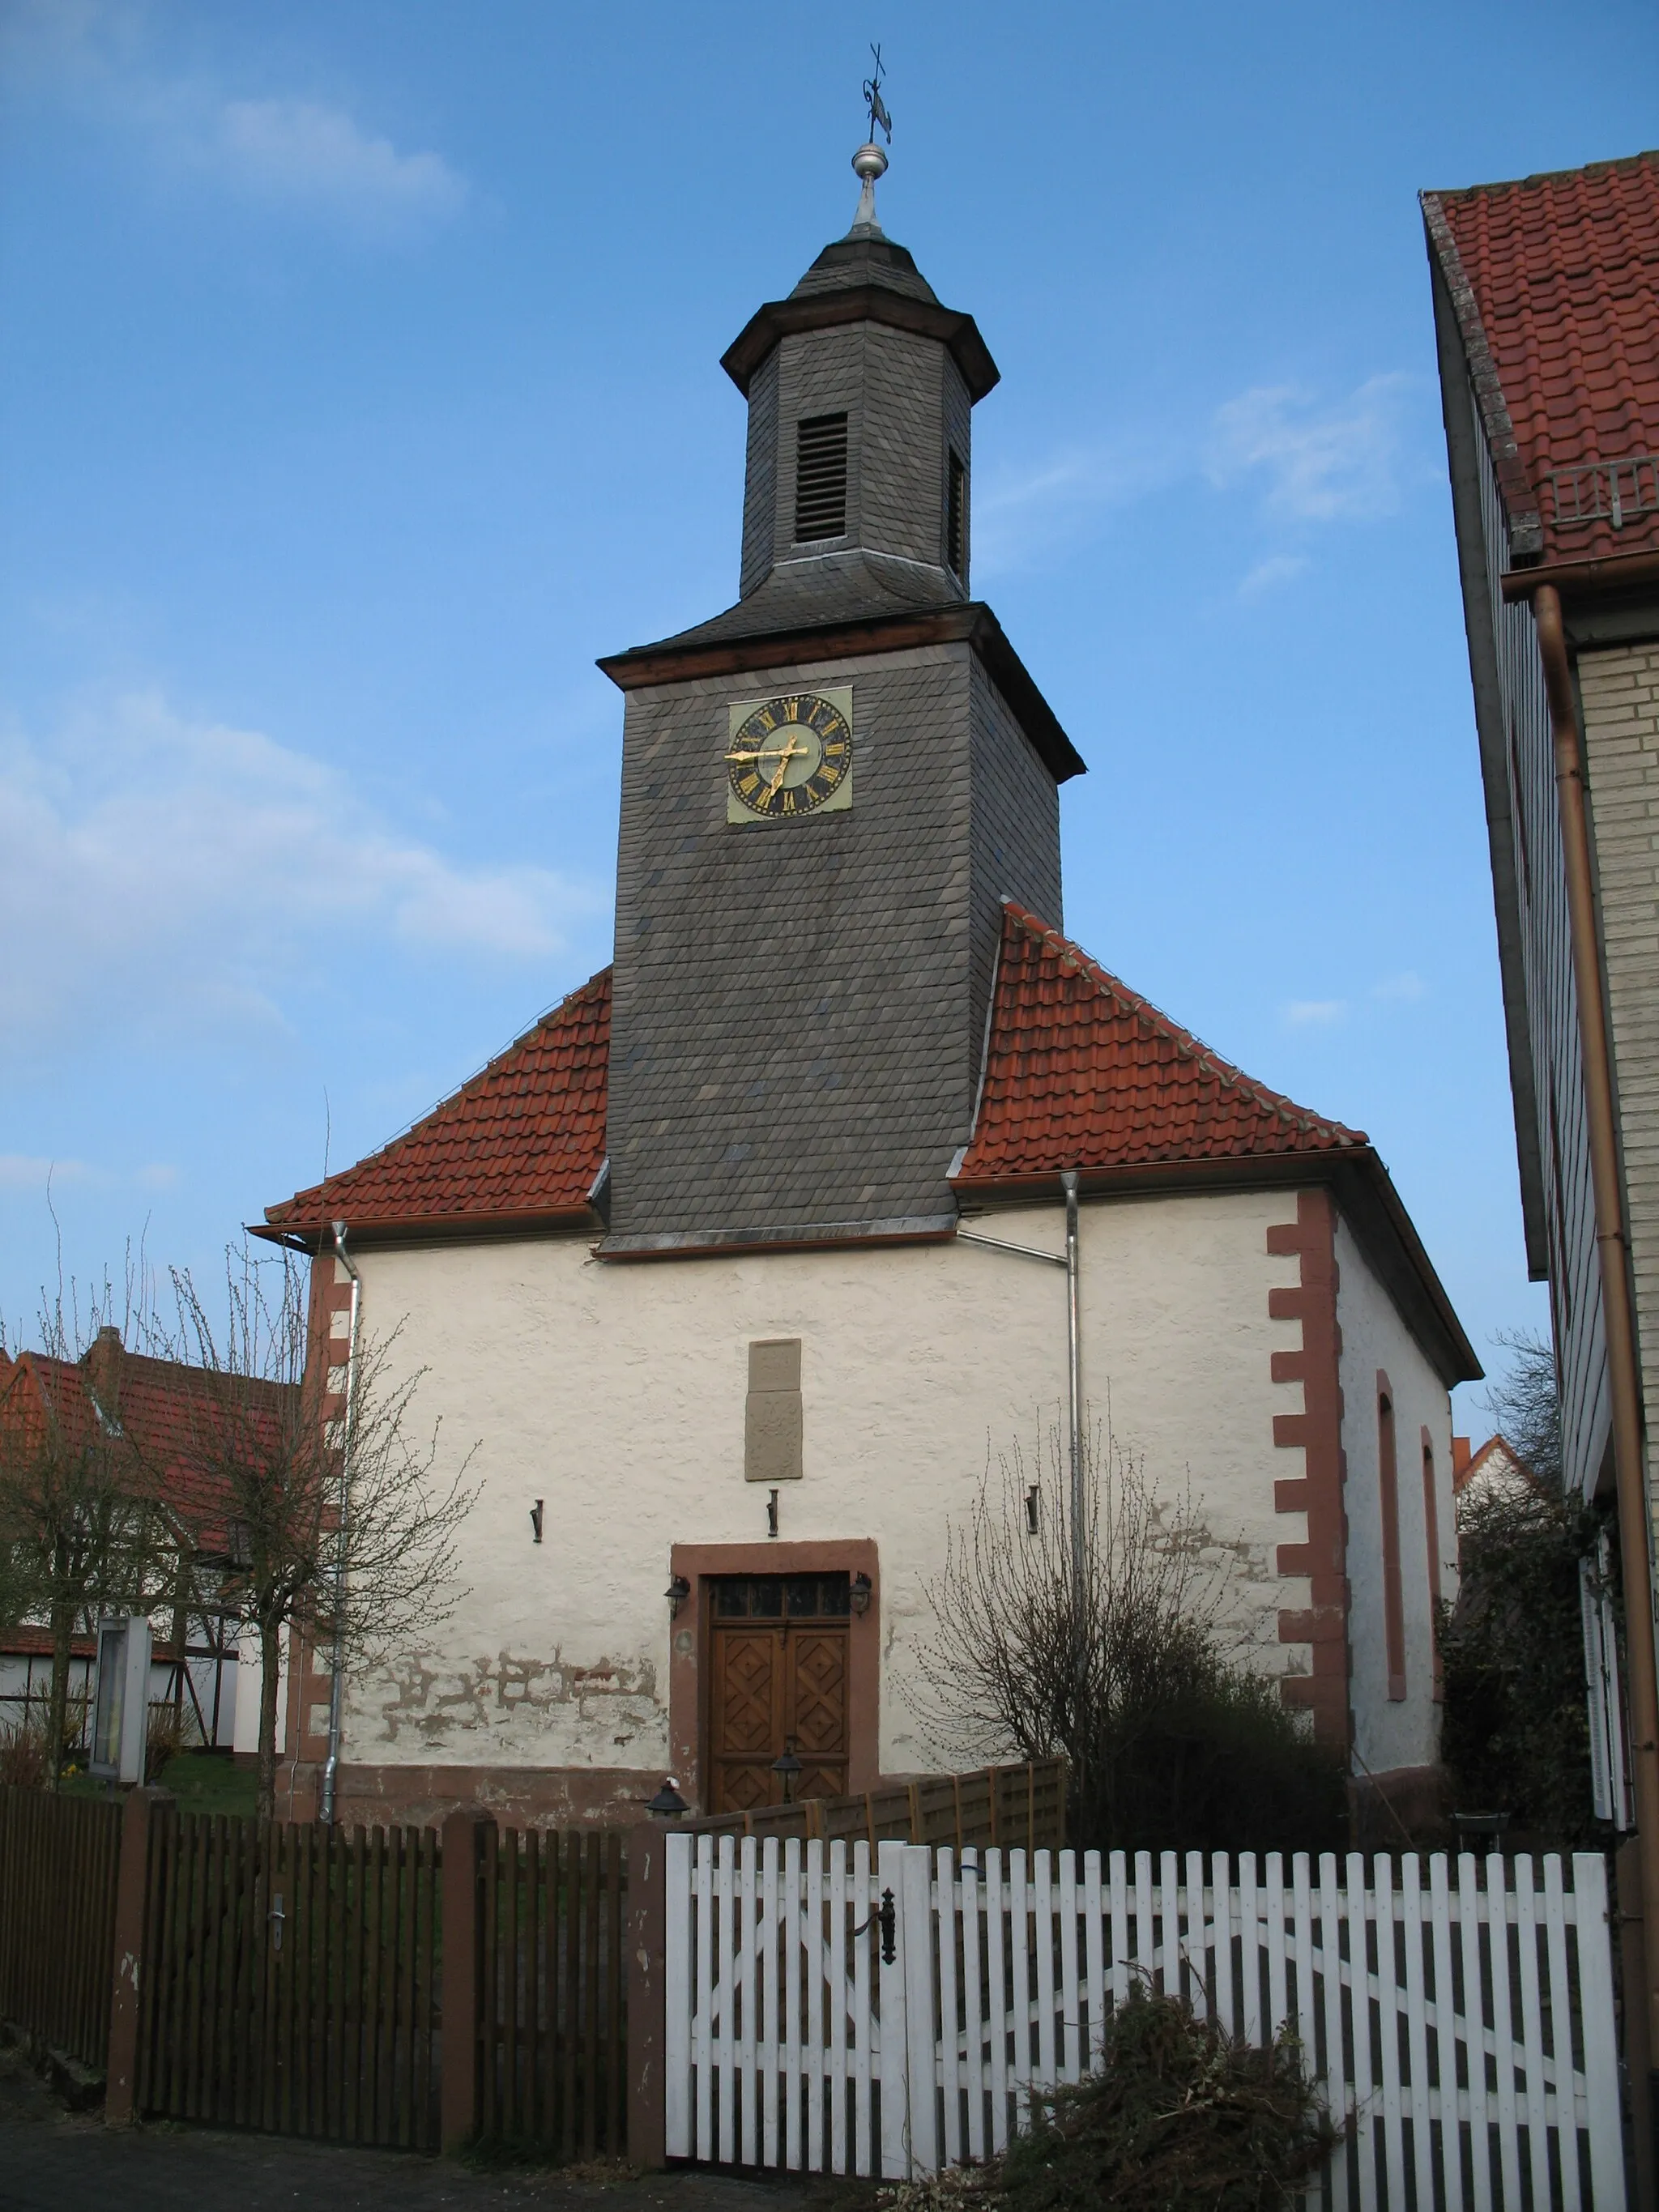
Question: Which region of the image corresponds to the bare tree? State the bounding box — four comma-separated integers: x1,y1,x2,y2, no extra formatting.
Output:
160,1246,480,1819
911,1421,1346,1852
1482,1328,1563,1489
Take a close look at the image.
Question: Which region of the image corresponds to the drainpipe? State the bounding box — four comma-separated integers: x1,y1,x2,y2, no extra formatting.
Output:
955,1177,1085,1600
319,1220,361,1827
1061,1171,1085,1624
1535,581,1659,2074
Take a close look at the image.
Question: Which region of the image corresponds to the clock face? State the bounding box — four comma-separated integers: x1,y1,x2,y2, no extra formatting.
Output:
725,689,854,824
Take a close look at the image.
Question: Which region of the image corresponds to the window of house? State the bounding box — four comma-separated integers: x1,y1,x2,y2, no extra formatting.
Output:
946,450,967,578
1378,1384,1407,1701
794,414,848,541
1421,1433,1444,1703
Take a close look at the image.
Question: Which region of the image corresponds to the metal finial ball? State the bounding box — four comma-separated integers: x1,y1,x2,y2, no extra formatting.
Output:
852,142,889,185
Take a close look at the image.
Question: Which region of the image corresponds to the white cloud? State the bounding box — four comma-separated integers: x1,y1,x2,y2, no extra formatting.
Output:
970,440,1183,578
1238,554,1308,599
1209,376,1412,522
0,1156,92,1191
1373,970,1428,1003
0,692,597,1060
1282,999,1346,1027
212,100,467,228
1,5,468,238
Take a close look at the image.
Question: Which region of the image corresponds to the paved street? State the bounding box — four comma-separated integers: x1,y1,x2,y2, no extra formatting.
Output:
0,2048,809,2212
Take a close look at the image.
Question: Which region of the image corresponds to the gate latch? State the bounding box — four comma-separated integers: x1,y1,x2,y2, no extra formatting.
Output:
877,1887,896,1965
269,1892,285,1954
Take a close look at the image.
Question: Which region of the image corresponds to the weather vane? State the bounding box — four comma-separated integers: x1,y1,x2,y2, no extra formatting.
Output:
851,45,891,230
862,45,892,146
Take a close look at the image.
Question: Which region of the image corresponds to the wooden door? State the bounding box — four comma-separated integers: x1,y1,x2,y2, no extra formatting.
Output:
706,1575,851,1814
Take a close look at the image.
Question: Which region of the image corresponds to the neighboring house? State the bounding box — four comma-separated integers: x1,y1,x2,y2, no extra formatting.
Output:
1450,1433,1538,1513
0,1330,279,1753
261,151,1478,1835
1423,149,1659,1829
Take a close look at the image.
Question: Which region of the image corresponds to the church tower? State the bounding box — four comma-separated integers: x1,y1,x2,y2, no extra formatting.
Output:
598,126,1085,1254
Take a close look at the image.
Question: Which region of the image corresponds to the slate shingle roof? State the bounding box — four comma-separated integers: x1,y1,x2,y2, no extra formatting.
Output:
265,969,610,1237
789,230,940,304
1426,151,1659,563
640,548,963,653
953,904,1366,1186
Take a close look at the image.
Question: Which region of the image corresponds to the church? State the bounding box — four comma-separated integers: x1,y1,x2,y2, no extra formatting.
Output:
258,128,1478,1835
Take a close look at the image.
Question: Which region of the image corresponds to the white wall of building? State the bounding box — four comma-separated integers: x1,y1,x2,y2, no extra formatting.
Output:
1336,1218,1457,1778
233,1621,288,1758
330,1185,1347,1784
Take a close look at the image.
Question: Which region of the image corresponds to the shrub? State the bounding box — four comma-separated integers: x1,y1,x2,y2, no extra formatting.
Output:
1439,1477,1611,1847
913,1429,1348,1856
0,1711,51,1789
868,1988,1333,2212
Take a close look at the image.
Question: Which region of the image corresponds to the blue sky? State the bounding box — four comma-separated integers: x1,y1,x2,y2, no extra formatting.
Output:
2,1,1653,1421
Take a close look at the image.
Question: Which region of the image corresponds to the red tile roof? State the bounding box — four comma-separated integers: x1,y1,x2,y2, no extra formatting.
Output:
266,968,611,1238
1426,151,1659,563
0,1345,294,1558
953,904,1366,1187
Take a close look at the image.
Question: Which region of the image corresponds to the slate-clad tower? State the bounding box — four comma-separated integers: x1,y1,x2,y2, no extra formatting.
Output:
598,156,1085,1253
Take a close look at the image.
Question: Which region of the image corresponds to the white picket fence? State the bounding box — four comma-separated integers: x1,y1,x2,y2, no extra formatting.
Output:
663,1834,1627,2208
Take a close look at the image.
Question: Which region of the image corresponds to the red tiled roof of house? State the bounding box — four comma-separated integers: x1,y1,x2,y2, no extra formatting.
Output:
265,968,611,1237
0,1344,293,1558
1425,151,1659,564
953,904,1366,1187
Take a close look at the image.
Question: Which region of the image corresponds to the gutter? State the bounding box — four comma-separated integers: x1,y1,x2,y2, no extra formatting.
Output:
1534,581,1659,2076
1503,548,1659,603
319,1221,361,1827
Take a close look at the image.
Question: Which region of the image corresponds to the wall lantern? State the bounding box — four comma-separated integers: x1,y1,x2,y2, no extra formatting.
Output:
850,1571,872,1616
771,1739,803,1805
530,1500,544,1545
666,1574,691,1617
646,1776,689,1820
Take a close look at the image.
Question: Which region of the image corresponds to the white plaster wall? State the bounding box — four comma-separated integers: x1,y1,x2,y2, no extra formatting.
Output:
1335,1218,1456,1777
233,1622,288,1758
331,1187,1319,1783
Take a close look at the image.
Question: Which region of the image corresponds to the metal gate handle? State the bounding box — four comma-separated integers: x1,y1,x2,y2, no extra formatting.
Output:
269,1892,285,1954
851,1886,898,1963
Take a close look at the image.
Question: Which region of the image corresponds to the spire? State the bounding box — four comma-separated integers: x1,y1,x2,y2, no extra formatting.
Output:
849,45,893,237
850,140,888,237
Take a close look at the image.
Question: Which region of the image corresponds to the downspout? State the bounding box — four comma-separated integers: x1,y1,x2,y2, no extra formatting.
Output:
319,1220,361,1827
1535,581,1659,2068
1061,1171,1085,1619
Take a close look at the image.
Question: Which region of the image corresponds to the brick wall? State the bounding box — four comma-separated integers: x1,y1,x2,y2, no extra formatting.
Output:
1583,640,1659,1506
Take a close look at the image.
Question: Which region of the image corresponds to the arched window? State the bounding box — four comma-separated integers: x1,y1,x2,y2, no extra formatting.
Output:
1377,1379,1406,1701
1421,1430,1444,1703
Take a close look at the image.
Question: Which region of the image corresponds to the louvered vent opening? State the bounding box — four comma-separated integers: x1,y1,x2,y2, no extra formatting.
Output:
946,450,967,578
794,413,849,542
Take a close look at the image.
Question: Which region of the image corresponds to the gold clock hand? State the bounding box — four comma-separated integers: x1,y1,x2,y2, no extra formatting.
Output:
764,739,807,799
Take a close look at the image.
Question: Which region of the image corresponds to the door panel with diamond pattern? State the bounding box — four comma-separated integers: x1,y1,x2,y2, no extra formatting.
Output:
706,1576,851,1813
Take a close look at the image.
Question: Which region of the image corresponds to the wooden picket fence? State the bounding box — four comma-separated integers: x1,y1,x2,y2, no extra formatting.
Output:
477,1825,628,2154
0,1785,122,2069
665,1839,1627,2208
685,1759,1067,1854
135,1808,442,2147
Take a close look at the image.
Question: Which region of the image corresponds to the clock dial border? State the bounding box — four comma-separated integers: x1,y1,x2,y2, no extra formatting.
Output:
725,686,855,825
